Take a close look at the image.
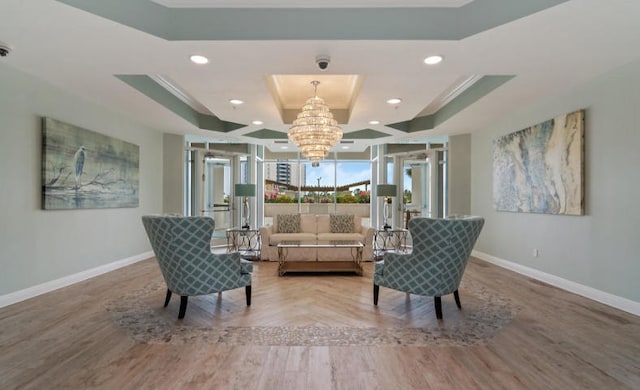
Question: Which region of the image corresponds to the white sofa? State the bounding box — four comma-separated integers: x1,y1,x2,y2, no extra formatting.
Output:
259,214,375,262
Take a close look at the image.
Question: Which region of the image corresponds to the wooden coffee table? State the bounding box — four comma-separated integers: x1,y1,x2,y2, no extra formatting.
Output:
277,240,364,276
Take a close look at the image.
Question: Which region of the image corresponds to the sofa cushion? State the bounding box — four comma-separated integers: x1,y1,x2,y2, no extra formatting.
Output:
330,214,354,233
300,214,317,234
316,215,330,233
353,215,362,232
277,214,300,233
270,233,317,245
317,232,364,242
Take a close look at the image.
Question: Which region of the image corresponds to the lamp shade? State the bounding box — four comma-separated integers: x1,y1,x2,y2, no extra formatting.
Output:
376,184,397,197
235,184,256,197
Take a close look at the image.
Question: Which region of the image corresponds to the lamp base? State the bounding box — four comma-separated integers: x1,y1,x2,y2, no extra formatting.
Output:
242,197,251,231
382,200,391,231
241,224,250,230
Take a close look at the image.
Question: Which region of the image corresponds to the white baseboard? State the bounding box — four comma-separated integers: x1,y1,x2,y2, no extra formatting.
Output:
472,250,640,317
0,251,153,309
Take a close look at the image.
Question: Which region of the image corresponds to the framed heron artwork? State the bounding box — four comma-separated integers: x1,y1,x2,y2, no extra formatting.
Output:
41,117,139,210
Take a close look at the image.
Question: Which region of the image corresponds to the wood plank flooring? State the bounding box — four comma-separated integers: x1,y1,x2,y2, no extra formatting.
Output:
0,257,638,389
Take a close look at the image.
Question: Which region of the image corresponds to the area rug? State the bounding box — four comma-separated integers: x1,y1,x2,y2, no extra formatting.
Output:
106,280,519,347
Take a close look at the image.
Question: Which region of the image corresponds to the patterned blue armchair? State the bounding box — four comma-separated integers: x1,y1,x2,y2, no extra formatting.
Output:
373,216,484,319
142,215,253,319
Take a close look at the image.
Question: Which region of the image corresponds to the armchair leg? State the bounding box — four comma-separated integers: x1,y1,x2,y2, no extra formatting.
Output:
454,290,462,309
245,285,252,306
164,289,172,307
373,284,380,305
178,296,188,319
434,296,442,319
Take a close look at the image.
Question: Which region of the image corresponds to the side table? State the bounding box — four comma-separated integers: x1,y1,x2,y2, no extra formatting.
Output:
373,227,409,260
226,228,261,261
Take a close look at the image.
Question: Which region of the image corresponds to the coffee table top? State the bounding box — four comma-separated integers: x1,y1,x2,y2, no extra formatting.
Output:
277,240,363,249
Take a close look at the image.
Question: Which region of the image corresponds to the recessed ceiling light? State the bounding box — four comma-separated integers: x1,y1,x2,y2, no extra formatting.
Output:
341,146,350,150
229,99,244,105
369,120,380,125
387,98,402,105
280,146,289,149
424,55,443,65
252,120,263,125
189,55,209,65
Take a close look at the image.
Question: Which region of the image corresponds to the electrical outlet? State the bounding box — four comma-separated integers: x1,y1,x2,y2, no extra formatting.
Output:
533,248,539,257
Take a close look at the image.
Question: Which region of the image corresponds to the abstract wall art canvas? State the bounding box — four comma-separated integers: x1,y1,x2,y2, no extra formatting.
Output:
41,117,139,210
493,110,584,215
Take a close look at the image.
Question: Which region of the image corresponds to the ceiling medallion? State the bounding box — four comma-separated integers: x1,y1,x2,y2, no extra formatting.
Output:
288,80,343,163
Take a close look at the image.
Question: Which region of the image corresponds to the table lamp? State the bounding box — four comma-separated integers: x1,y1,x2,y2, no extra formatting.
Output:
376,184,397,229
235,183,256,229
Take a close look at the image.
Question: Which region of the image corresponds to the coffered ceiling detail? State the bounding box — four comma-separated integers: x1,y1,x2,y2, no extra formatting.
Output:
3,0,640,153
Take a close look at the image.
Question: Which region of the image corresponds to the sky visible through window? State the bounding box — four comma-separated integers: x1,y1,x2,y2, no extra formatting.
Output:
304,162,369,188
304,162,412,191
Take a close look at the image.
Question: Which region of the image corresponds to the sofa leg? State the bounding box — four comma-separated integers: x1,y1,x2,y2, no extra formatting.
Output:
178,296,188,319
246,285,252,306
434,296,442,319
164,289,172,307
373,284,379,305
454,290,461,309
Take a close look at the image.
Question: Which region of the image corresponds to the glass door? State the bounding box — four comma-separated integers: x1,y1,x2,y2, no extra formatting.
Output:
202,156,232,235
402,158,430,227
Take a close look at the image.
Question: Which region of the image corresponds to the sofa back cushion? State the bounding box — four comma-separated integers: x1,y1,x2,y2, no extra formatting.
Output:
277,214,300,233
330,214,355,233
317,214,330,233
300,214,318,234
353,215,362,229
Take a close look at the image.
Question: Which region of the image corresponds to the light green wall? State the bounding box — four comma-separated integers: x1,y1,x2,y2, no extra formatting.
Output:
162,133,185,215
471,59,640,302
448,134,471,216
0,65,163,295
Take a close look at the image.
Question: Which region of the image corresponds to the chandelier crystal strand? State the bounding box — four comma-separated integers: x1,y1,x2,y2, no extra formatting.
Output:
288,81,343,163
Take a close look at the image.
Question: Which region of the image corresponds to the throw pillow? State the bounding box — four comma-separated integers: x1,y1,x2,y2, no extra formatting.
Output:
330,214,354,233
277,214,300,233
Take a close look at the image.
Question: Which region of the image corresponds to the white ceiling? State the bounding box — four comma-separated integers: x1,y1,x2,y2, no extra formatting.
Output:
1,0,640,153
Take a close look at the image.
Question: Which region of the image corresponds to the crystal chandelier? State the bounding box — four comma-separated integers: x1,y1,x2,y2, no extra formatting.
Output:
288,81,343,162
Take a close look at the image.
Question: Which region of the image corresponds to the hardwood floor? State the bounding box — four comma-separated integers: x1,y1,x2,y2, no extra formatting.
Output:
0,257,638,389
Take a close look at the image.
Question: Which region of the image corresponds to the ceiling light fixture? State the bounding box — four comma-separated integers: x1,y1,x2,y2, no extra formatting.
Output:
288,80,343,164
369,120,380,125
387,98,402,105
189,55,209,64
229,99,244,105
424,55,443,65
252,120,263,125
